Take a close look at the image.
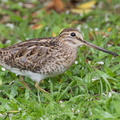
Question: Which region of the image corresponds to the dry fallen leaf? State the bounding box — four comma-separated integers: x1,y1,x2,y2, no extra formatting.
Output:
107,0,112,2
45,0,65,13
71,0,97,14
77,0,96,9
71,8,92,14
52,32,57,37
107,27,112,32
31,24,43,29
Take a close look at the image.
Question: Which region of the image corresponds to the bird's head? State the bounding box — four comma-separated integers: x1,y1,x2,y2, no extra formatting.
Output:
59,28,84,47
58,28,118,57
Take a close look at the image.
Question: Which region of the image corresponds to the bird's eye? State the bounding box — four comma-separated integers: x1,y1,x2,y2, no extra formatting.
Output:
70,32,76,37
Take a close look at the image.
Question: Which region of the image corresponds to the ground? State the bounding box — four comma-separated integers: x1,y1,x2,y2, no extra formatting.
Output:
0,0,120,120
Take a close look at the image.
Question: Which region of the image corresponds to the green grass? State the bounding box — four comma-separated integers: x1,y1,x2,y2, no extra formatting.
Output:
0,0,120,119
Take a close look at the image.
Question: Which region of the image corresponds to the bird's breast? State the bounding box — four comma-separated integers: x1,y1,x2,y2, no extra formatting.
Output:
41,46,78,75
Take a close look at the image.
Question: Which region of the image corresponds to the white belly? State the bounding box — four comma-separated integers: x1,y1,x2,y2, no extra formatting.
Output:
1,64,63,83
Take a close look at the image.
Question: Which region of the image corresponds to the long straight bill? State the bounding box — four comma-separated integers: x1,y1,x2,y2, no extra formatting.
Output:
83,40,118,57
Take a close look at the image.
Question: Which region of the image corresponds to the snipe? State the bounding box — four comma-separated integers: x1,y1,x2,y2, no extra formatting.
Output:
0,28,118,94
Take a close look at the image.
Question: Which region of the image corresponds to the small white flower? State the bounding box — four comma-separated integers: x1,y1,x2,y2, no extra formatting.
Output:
84,24,89,29
94,28,99,31
17,39,22,43
26,37,30,40
108,91,116,98
108,92,112,98
52,115,54,118
102,35,107,38
45,27,49,30
116,26,120,29
1,0,8,2
102,93,107,96
9,80,15,85
0,113,4,117
1,67,6,71
18,2,23,6
65,10,70,14
79,13,83,16
75,61,78,64
114,4,120,9
89,110,93,115
40,118,44,120
18,108,22,111
105,14,109,22
97,61,104,65
6,23,14,29
9,113,14,118
92,5,96,9
60,101,65,107
107,44,112,47
59,100,63,103
72,108,74,111
92,77,99,82
16,74,19,76
5,40,11,44
90,28,93,31
76,109,80,113
60,104,65,107
88,61,91,64
31,0,37,2
76,25,82,31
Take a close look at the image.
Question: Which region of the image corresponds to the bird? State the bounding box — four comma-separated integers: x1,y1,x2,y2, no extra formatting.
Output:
0,28,118,94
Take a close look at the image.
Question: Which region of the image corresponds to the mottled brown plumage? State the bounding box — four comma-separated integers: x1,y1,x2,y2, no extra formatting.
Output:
0,28,118,93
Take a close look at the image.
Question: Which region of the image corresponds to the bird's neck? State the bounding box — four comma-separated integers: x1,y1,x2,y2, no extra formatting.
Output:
59,42,78,70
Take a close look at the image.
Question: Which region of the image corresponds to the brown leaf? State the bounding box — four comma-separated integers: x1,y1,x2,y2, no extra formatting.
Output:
52,32,57,37
31,24,43,30
77,0,96,9
45,0,65,13
71,0,97,14
71,8,92,14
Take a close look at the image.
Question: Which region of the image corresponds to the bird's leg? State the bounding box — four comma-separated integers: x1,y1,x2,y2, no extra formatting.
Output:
19,76,31,90
35,82,50,94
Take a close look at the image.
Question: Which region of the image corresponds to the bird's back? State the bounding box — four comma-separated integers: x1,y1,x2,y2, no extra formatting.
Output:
0,37,78,76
